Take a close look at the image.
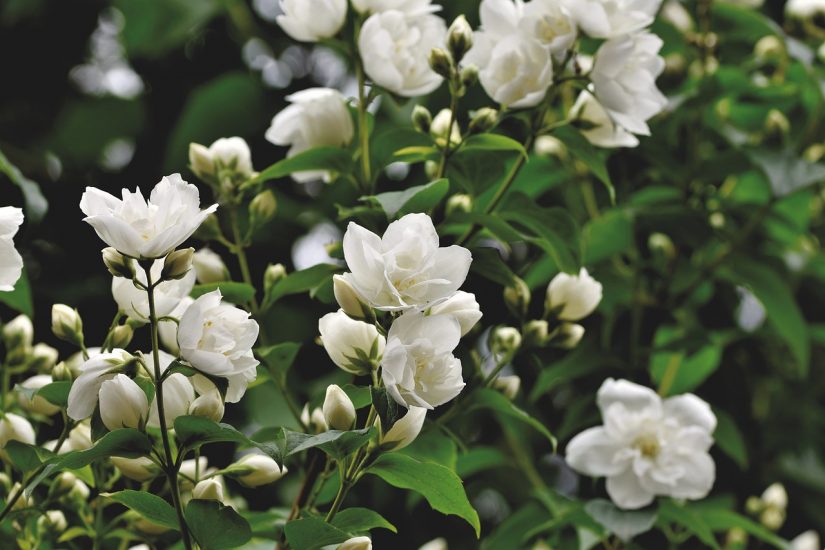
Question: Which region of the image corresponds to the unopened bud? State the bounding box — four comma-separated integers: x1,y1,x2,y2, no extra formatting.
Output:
102,247,135,279
493,375,521,400
428,48,453,79
51,362,72,382
726,527,748,546
188,390,225,422
27,343,58,372
193,248,229,284
424,160,439,180
761,483,787,510
333,274,372,320
322,384,357,431
523,319,549,348
162,248,194,281
250,190,277,225
233,454,287,487
264,263,287,294
763,109,790,140
491,326,522,356
192,479,224,502
2,314,33,358
37,510,68,533
339,536,373,550
551,322,584,349
431,109,461,148
301,404,328,433
754,35,784,60
468,107,498,134
51,305,84,347
110,324,134,349
412,105,433,134
448,15,473,63
189,143,216,181
534,135,567,159
760,507,785,531
111,456,159,482
460,64,479,88
503,277,531,318
648,232,676,259
9,483,32,512
380,406,426,451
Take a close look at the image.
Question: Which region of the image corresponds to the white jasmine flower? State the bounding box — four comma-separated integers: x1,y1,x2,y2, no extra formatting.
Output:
522,0,578,57
380,406,427,451
192,248,229,284
112,258,196,322
570,91,640,148
98,374,150,431
567,0,663,39
352,0,437,15
428,291,482,336
67,349,135,422
786,0,825,18
0,413,36,458
277,0,348,42
546,268,603,321
319,310,385,375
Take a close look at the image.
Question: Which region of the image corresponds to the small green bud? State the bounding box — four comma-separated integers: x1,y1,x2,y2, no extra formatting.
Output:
503,277,531,318
468,107,499,134
264,263,287,294
249,189,278,225
51,305,84,347
428,48,454,79
445,194,473,217
110,324,134,349
51,362,73,382
161,248,194,281
102,247,135,279
460,64,479,88
490,326,522,356
447,15,473,63
412,105,433,134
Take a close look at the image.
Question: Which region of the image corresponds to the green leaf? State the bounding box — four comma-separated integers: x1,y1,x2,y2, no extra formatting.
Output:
174,416,284,462
331,507,397,534
530,346,620,402
106,490,179,530
459,133,528,158
284,517,351,550
584,499,657,542
649,327,723,395
257,342,302,380
448,212,523,243
713,408,748,470
263,263,341,309
185,499,252,550
371,386,402,433
582,210,634,264
465,388,556,449
0,148,48,222
392,145,440,164
34,381,72,408
657,500,720,549
718,257,809,375
4,441,53,473
401,430,458,471
456,447,509,478
467,246,517,287
341,384,372,409
286,428,374,460
248,147,354,187
367,453,480,536
371,178,449,218
553,126,615,203
746,148,825,197
693,507,788,548
0,268,34,316
191,282,256,305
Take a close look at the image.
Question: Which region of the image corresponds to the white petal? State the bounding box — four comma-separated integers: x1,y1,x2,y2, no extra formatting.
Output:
565,427,626,477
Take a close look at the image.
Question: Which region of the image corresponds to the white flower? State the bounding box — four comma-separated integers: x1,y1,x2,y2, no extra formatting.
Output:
68,422,93,451
319,310,385,375
38,510,67,532
111,456,159,481
302,404,329,433
790,531,820,550
149,373,195,429
0,413,36,457
192,248,229,284
266,88,354,183
522,0,578,57
18,374,61,416
192,478,224,502
192,369,256,405
430,109,461,147
189,137,255,181
188,387,225,421
492,375,521,399
277,0,347,42
180,457,212,490
571,91,640,148
234,454,287,487
0,206,24,291
567,0,662,39
67,349,135,421
418,538,448,550
786,0,825,18
465,0,554,108
112,258,196,322
382,312,465,409
380,406,427,451
159,296,194,355
352,0,437,15
79,174,218,259
342,213,472,310
98,374,149,431
761,483,788,510
553,322,585,349
546,268,603,321
338,537,372,550
591,32,667,137
322,384,357,430
178,290,259,378
565,378,716,510
358,11,447,97
428,291,482,336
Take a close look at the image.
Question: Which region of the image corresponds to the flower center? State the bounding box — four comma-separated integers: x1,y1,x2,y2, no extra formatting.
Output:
634,435,661,459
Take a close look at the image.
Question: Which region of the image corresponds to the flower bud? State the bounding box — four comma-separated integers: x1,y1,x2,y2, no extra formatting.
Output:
491,326,522,356
68,422,93,451
445,193,473,217
648,232,676,260
419,538,448,550
431,109,461,149
192,248,229,284
551,322,584,349
26,343,58,373
264,263,287,294
149,373,194,428
339,536,372,550
460,64,479,88
447,15,473,63
250,190,278,225
2,314,33,362
98,374,149,431
380,406,426,451
112,456,159,482
8,483,31,512
761,483,788,511
162,247,194,281
428,48,453,79
754,35,784,60
107,324,134,350
333,275,372,321
192,478,224,502
189,143,216,181
189,389,225,422
428,291,482,336
18,375,60,416
412,105,433,134
54,472,78,495
323,384,357,431
468,107,498,134
425,160,439,180
66,478,90,502
0,413,36,455
760,507,785,531
319,310,385,375
790,531,820,550
534,135,567,159
503,277,531,318
301,404,328,433
51,304,84,347
522,319,549,348
51,361,72,382
545,268,602,321
493,375,521,400
763,109,790,144
102,247,136,279
233,454,287,487
37,510,67,533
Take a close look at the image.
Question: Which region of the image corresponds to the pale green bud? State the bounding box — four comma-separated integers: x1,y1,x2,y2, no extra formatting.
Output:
161,248,194,281
102,247,135,279
51,304,84,347
322,384,357,431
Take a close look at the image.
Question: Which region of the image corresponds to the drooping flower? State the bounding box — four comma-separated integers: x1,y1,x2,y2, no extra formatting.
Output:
98,374,150,431
277,0,348,42
266,88,354,183
381,311,465,409
233,454,287,487
546,268,603,321
522,0,578,57
67,349,136,422
341,213,472,311
79,174,218,259
0,206,24,292
358,10,447,97
570,91,640,148
111,259,196,322
565,378,717,510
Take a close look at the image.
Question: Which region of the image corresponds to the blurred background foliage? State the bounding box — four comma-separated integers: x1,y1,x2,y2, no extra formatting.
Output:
2,0,825,547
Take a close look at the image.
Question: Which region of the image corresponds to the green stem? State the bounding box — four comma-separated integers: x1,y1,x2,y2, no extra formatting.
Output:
229,208,260,313
147,271,193,550
435,88,460,179
355,56,372,192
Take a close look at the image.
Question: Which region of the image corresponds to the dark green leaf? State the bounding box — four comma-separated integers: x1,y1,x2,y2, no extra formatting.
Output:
286,428,374,460
0,269,34,316
263,264,341,309
257,342,301,381
35,381,72,408
331,507,397,534
284,517,350,550
4,441,53,473
466,388,556,449
185,499,252,549
584,499,657,542
467,246,517,286
367,453,480,536
713,408,748,470
341,384,372,409
249,147,354,186
657,500,720,549
553,126,615,203
174,416,284,462
459,133,527,158
371,178,449,218
371,386,402,433
191,282,256,305
106,490,179,530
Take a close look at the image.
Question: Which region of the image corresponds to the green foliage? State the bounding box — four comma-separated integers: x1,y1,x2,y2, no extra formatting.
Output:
185,499,252,550
105,490,180,531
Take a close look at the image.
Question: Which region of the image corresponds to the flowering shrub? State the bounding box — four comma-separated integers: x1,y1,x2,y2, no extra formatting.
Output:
1,0,825,548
